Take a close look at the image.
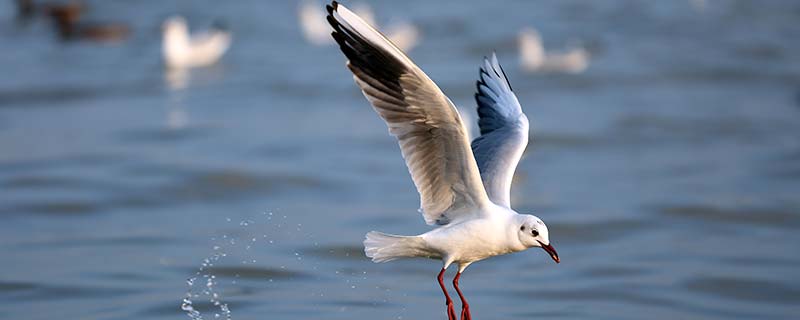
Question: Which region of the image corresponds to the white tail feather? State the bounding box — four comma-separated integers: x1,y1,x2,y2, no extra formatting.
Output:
364,231,427,263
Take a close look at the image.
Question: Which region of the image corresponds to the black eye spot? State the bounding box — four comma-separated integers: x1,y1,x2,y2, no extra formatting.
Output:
520,226,526,231
531,230,539,237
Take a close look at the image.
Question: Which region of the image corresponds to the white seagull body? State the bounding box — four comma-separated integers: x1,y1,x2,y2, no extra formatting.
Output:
162,16,231,69
302,0,419,51
519,27,589,74
327,2,559,320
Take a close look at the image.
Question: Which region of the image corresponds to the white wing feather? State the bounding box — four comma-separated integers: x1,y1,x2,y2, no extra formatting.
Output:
471,53,529,208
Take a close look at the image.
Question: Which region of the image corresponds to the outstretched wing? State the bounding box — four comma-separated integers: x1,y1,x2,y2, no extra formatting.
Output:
327,1,491,225
471,53,529,208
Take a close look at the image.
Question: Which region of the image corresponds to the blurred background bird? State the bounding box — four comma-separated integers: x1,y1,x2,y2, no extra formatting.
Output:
298,0,419,51
162,16,232,69
518,27,589,74
41,0,130,42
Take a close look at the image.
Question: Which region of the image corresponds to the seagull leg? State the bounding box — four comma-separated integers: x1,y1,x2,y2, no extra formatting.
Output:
437,268,457,320
453,272,471,320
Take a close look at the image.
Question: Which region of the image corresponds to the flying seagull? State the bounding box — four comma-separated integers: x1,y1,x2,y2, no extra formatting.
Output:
326,2,559,319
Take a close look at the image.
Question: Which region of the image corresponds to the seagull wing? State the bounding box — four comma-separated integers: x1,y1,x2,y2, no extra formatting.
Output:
183,29,230,67
471,53,529,208
327,1,491,225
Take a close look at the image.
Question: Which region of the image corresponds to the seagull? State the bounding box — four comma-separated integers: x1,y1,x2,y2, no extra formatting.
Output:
518,27,589,74
302,0,419,51
162,16,232,69
325,2,559,320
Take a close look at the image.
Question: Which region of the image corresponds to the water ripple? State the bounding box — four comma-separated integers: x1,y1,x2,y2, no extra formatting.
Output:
685,276,800,305
654,204,800,228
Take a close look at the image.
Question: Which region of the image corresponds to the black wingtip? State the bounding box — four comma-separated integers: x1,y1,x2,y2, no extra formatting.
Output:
325,0,339,30
326,12,339,32
326,1,338,15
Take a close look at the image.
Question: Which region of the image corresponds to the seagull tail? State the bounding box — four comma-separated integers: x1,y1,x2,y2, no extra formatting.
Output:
364,231,426,263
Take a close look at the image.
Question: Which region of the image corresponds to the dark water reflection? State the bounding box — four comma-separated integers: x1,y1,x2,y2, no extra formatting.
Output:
1,0,799,319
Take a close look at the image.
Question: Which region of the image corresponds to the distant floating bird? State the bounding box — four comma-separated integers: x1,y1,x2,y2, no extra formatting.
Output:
15,0,75,24
43,0,84,24
348,3,418,51
326,2,558,320
518,27,589,74
300,0,419,51
44,0,129,42
298,0,331,45
162,16,232,69
17,0,85,22
382,20,420,53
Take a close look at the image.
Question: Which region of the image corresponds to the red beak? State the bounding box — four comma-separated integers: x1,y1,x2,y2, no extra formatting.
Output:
538,241,559,263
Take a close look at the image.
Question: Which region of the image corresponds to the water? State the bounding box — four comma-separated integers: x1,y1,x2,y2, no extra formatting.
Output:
1,0,799,319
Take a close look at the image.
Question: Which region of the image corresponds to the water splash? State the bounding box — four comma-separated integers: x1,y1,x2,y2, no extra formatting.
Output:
183,247,231,320
181,211,281,320
181,295,201,320
179,210,346,319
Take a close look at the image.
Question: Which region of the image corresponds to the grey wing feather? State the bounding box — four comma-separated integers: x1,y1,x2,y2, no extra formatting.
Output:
327,2,491,225
471,53,529,208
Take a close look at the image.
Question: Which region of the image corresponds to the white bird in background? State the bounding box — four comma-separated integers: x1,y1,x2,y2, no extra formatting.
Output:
301,0,419,51
162,16,232,69
326,2,559,320
518,27,589,74
346,3,420,52
381,20,420,53
298,0,332,45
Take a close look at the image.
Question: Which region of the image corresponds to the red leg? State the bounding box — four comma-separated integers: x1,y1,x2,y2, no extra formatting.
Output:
437,268,457,320
453,272,471,320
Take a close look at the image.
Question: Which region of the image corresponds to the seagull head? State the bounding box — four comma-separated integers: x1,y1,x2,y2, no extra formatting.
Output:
517,215,559,263
162,15,188,36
